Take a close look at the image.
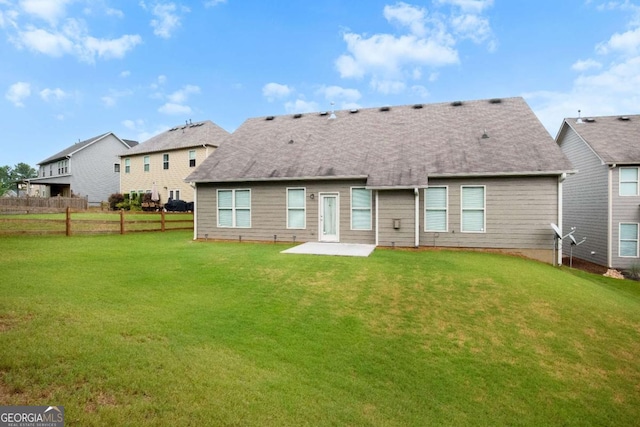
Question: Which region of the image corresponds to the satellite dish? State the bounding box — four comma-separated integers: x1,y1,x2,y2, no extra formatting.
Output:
551,223,562,239
569,235,577,245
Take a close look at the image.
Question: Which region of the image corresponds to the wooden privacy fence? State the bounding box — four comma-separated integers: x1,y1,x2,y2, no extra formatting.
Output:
0,196,88,212
0,208,193,236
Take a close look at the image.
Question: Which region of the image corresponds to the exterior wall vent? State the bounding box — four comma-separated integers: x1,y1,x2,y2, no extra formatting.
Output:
293,113,303,119
265,116,275,121
451,101,463,107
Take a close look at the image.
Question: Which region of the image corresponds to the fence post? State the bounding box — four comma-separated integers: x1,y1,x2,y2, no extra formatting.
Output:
161,210,165,232
120,209,125,234
66,206,71,236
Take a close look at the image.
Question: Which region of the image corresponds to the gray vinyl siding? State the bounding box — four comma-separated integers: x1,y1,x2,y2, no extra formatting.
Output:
558,127,609,267
420,176,559,251
611,166,640,269
70,134,125,205
195,179,376,244
377,190,416,247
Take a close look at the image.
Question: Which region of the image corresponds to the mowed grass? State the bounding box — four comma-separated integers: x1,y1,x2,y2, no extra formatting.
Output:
1,232,639,426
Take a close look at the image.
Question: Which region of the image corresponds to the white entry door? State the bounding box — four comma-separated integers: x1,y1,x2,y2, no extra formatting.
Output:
319,194,339,242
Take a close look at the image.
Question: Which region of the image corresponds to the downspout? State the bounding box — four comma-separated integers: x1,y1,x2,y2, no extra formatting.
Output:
608,165,615,268
414,187,419,248
192,182,198,240
375,190,379,246
557,173,566,266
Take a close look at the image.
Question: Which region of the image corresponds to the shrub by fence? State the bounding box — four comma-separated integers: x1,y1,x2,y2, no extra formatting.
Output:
0,208,193,236
0,196,88,212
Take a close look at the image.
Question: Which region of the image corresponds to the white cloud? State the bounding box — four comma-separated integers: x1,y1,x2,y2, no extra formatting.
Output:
316,85,361,103
6,81,31,107
147,2,190,39
40,87,68,102
335,2,495,95
571,59,602,72
122,119,145,131
284,99,319,114
19,0,72,25
204,0,226,7
596,26,640,56
411,85,430,98
262,82,293,101
384,2,427,37
435,0,494,14
120,70,131,78
11,18,141,63
167,84,200,103
158,102,192,115
101,89,133,107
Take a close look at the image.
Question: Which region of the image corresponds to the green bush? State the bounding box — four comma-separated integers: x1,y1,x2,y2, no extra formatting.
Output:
108,193,124,210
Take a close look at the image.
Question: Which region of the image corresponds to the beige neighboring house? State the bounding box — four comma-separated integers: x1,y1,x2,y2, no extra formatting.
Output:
120,120,229,203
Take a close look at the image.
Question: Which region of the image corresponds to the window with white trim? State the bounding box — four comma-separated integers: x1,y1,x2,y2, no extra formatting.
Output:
425,186,448,232
620,167,639,196
351,188,372,230
461,186,485,233
620,223,639,257
287,188,306,229
144,156,150,172
124,158,130,174
189,150,196,168
218,189,251,228
163,153,169,170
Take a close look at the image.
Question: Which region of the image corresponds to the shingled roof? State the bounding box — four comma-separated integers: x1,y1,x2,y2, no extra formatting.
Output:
125,120,229,156
39,132,137,165
558,115,640,164
186,97,573,188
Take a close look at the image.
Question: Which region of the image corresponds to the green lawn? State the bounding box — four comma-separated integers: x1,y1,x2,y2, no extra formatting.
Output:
1,232,639,426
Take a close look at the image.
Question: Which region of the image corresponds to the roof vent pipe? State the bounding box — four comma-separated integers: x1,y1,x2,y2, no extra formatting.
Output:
576,110,583,124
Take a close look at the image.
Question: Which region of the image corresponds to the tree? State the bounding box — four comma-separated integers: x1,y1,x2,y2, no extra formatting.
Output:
0,163,37,196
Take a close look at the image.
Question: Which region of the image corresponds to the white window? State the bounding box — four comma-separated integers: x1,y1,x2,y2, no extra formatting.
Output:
620,223,639,257
287,188,306,229
144,156,150,172
189,150,196,167
163,153,169,170
425,186,448,232
218,189,251,228
620,167,639,196
351,188,372,230
461,186,485,233
125,158,130,174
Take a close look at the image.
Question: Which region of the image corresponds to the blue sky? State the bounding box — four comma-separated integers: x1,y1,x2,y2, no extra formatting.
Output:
1,0,640,168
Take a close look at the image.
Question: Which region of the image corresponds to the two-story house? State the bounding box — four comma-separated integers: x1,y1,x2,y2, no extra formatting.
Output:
120,120,229,203
556,114,640,269
28,132,138,206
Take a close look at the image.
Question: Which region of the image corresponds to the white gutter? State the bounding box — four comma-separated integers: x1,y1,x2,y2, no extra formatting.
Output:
375,190,379,246
414,187,420,247
608,165,615,268
193,182,198,240
557,173,566,265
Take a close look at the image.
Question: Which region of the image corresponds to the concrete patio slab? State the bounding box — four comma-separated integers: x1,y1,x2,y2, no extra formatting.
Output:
281,242,376,257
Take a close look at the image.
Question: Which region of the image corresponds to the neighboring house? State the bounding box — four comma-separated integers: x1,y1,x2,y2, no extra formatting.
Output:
120,120,229,203
28,132,138,206
186,97,574,264
556,114,640,269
